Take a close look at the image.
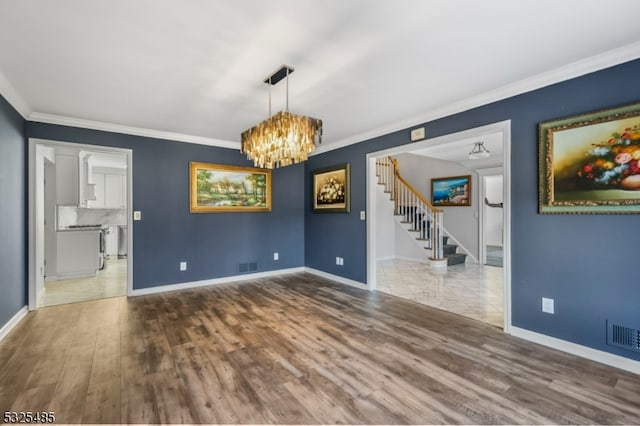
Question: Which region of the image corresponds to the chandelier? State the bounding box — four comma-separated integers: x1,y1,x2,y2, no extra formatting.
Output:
241,65,323,169
468,141,490,159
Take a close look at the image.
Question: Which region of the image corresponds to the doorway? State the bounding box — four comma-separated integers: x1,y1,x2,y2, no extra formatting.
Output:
366,120,511,331
28,139,133,310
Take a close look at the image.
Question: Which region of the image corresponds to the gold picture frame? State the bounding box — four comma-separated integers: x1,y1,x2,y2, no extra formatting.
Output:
539,101,640,214
312,163,350,213
431,175,472,207
190,162,272,213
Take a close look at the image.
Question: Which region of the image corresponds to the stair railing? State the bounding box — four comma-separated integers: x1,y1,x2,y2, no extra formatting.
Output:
376,156,444,260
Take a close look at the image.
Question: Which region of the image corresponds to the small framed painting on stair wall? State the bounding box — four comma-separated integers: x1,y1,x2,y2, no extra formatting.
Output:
312,163,351,213
431,175,471,206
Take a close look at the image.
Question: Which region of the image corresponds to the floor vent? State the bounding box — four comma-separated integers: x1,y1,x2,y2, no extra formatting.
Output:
238,262,258,273
607,320,640,353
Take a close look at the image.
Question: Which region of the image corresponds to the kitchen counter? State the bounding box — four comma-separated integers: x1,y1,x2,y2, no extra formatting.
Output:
54,229,101,279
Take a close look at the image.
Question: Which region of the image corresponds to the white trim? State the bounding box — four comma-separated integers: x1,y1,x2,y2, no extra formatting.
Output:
475,167,504,266
0,70,30,118
11,43,637,157
29,112,241,150
28,138,134,310
510,326,640,376
130,267,306,296
0,306,28,343
314,41,640,155
365,120,512,333
304,267,368,290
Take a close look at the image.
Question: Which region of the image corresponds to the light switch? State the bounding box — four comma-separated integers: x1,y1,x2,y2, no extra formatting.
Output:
133,211,142,221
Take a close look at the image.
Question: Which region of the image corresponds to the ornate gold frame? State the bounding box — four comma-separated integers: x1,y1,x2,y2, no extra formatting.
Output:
312,163,350,213
539,102,640,214
190,162,272,213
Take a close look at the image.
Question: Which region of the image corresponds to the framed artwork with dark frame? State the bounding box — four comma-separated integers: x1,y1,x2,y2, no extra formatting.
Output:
431,175,471,206
190,162,272,213
312,163,350,213
538,102,640,214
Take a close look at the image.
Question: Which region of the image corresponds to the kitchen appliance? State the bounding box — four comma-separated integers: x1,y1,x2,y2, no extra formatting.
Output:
117,225,127,258
98,227,106,270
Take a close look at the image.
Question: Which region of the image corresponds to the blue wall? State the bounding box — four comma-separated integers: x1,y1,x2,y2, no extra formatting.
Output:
0,95,26,327
27,123,305,289
305,58,640,361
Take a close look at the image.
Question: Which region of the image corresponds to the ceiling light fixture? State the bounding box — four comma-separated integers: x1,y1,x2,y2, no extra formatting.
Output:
241,65,323,169
469,141,490,159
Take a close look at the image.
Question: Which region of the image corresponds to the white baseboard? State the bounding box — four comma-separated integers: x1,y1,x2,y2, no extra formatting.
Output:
510,326,640,375
0,306,28,343
130,267,306,296
304,267,368,290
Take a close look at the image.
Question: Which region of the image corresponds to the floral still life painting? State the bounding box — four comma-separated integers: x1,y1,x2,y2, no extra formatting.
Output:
190,162,271,212
539,102,640,214
312,163,350,212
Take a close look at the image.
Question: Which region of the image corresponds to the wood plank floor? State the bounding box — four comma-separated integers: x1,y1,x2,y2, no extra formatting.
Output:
1,272,639,424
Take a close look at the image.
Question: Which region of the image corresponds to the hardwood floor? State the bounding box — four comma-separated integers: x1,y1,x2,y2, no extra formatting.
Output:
1,273,639,424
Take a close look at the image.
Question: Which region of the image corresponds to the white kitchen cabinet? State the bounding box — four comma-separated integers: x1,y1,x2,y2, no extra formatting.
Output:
55,153,79,205
55,230,100,278
105,225,119,258
105,173,125,208
88,170,126,209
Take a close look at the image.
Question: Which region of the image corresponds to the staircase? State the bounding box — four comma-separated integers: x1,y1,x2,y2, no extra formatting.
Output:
376,157,467,267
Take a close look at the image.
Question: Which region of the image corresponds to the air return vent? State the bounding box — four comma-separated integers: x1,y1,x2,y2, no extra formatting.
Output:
238,262,258,274
606,320,640,353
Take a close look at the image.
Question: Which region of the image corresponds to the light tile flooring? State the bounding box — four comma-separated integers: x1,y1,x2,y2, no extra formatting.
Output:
39,258,127,307
377,258,504,327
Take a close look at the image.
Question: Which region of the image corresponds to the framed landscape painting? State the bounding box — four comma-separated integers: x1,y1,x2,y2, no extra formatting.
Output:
312,163,350,212
190,162,271,212
539,102,640,214
431,175,471,206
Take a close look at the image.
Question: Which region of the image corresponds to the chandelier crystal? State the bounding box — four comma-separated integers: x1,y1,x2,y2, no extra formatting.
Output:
241,65,322,169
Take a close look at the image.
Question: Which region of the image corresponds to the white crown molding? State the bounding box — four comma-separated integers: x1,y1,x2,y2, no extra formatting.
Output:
0,71,31,118
0,306,28,343
510,326,640,376
28,112,241,150
313,41,640,155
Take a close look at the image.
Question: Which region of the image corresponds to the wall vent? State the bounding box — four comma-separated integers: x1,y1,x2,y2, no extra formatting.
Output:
606,320,640,353
238,262,258,273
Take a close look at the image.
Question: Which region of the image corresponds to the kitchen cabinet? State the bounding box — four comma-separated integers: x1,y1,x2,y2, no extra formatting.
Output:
55,229,100,278
105,225,119,258
55,152,79,205
88,168,126,208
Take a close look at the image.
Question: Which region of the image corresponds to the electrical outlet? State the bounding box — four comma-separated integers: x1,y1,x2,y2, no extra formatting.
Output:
180,261,187,271
133,211,142,221
542,297,554,314
273,252,279,261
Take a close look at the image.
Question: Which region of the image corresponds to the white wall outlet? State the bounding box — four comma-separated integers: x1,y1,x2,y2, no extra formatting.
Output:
542,297,554,314
180,261,187,271
133,211,142,221
273,252,279,261
360,211,366,220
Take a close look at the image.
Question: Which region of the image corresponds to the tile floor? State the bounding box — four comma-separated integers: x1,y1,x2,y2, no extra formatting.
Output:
39,258,127,307
376,258,504,327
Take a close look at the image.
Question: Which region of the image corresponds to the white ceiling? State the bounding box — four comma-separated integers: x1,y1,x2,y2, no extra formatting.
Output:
1,0,639,152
